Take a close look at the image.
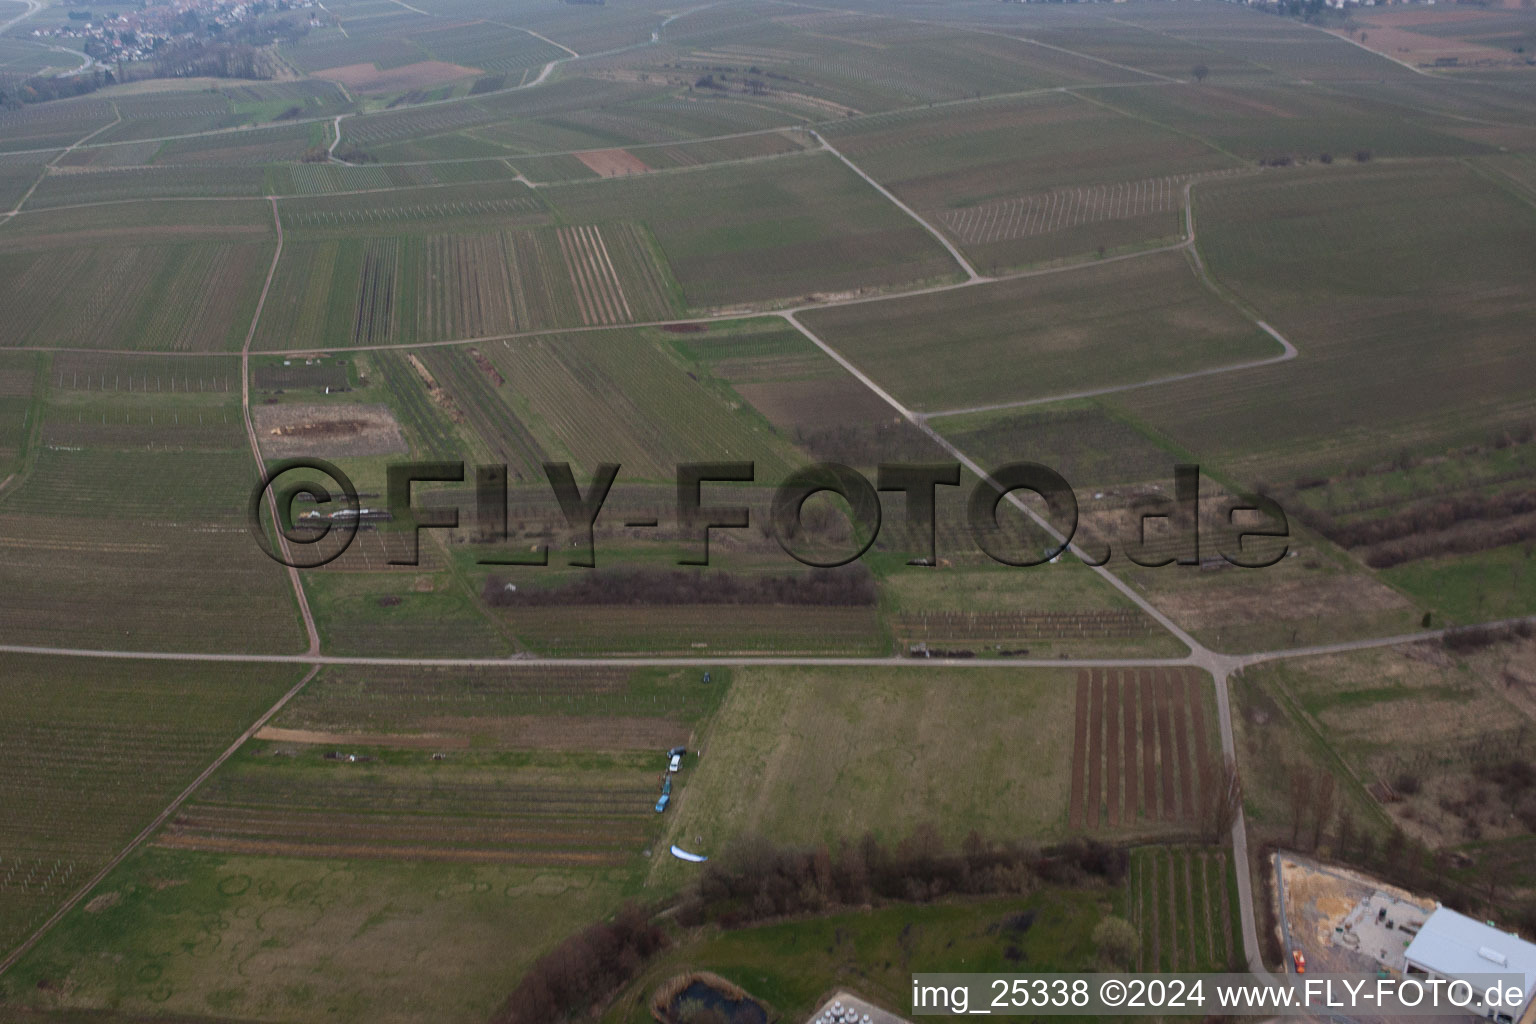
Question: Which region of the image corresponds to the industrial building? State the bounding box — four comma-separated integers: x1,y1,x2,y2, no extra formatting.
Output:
1404,907,1536,1024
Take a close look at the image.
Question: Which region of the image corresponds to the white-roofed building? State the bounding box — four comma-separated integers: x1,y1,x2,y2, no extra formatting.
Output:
1404,906,1536,1024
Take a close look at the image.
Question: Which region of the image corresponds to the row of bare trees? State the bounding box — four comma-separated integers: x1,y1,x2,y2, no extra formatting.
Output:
677,829,1128,929
491,904,666,1024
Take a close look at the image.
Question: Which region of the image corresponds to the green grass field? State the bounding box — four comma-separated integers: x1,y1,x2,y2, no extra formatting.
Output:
603,888,1118,1024
4,847,637,1023
1383,543,1536,623
651,665,1081,890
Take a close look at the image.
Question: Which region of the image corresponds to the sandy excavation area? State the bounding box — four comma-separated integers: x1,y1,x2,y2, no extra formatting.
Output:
254,402,408,458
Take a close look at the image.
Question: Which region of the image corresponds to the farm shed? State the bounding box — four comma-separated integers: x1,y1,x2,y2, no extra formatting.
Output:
1404,907,1536,1024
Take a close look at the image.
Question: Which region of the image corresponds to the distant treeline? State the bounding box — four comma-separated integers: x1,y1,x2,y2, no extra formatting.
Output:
0,68,115,108
150,38,280,80
482,566,877,607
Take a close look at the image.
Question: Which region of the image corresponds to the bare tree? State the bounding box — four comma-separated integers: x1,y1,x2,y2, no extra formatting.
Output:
1336,807,1356,859
1311,773,1336,851
1192,64,1210,83
1199,754,1244,843
1288,764,1314,845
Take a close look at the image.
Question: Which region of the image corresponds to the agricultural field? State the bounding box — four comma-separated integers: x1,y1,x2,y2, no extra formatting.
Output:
1101,81,1502,163
0,200,276,352
878,557,1186,659
0,352,306,652
934,401,1185,490
1086,468,1431,654
337,77,662,155
1114,545,1428,656
26,164,271,206
0,654,303,965
500,603,885,657
301,562,519,659
1115,160,1536,484
470,327,801,481
617,4,1151,114
0,99,116,153
0,152,47,210
1108,160,1536,610
1127,845,1240,972
271,663,722,749
0,351,41,481
823,91,1240,268
802,249,1277,413
2,661,727,1022
670,317,950,471
513,129,810,184
544,153,963,309
1067,669,1219,833
258,203,687,347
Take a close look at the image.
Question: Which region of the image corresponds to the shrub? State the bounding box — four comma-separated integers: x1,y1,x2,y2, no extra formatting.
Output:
1093,916,1139,970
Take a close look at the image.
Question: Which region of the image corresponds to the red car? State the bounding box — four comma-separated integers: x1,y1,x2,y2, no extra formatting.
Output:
1292,950,1307,974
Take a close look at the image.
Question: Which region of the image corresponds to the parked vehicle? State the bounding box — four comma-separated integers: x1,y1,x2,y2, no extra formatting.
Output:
668,753,681,773
655,793,669,813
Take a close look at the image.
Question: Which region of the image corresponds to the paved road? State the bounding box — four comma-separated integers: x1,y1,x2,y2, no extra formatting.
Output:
4,617,1525,669
0,0,42,33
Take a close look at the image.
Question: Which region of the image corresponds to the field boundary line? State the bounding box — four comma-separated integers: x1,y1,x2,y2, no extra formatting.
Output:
0,646,1196,667
808,130,983,282
239,196,321,655
0,664,321,977
922,175,1297,419
0,144,809,214
779,308,1205,653
2,103,122,223
1312,23,1435,78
